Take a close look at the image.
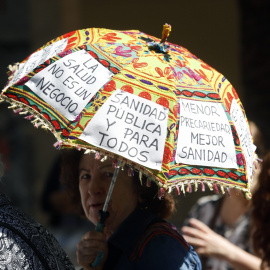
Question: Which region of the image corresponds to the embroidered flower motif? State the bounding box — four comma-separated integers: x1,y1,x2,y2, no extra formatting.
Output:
155,67,174,81
183,68,202,82
236,153,244,166
114,46,132,57
171,67,183,81
101,33,121,42
92,95,107,111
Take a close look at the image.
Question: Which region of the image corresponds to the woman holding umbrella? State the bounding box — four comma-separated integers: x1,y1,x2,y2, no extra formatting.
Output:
61,149,202,270
0,25,256,270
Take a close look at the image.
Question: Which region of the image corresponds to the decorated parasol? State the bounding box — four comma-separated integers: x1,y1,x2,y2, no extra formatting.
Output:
0,25,258,203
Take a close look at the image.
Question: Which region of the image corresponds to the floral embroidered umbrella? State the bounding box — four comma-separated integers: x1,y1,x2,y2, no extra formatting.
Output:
0,25,258,200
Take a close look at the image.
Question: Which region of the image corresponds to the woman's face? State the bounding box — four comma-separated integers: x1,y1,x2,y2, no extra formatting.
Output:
79,154,138,232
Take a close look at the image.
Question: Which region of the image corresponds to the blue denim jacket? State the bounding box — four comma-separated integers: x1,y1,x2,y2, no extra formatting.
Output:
103,208,201,270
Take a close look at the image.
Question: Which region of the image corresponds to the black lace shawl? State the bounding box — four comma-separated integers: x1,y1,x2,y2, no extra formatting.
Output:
0,193,75,270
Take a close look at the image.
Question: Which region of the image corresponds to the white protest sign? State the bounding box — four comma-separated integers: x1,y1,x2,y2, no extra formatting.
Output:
25,49,113,121
79,89,169,170
176,98,238,169
10,38,68,86
230,99,256,179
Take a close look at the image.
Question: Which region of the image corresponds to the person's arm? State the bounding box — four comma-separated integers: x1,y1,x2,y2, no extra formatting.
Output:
182,218,261,270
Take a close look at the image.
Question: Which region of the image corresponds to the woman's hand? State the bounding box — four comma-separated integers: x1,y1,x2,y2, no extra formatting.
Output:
181,218,261,270
77,230,108,270
181,218,231,259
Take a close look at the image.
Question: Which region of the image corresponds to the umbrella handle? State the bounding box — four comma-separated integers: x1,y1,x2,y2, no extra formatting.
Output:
91,160,120,267
95,209,110,232
91,210,110,268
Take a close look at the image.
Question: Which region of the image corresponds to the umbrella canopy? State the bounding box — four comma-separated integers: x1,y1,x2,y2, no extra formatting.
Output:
0,25,257,199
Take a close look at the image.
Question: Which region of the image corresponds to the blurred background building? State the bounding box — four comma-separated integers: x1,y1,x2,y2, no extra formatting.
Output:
0,0,269,267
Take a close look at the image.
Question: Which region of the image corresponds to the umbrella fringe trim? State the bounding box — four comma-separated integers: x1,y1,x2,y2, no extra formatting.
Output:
173,179,252,199
63,141,165,188
0,95,62,141
3,62,21,89
62,141,253,200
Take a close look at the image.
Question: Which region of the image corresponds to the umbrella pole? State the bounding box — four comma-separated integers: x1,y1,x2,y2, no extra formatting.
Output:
103,159,122,213
91,159,121,268
95,159,122,232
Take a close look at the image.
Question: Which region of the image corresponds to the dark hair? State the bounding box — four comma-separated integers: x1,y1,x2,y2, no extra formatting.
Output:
252,152,270,269
133,170,175,219
60,149,175,219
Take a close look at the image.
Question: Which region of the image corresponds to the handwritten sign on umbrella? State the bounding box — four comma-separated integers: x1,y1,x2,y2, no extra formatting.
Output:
9,38,68,87
176,98,238,169
230,99,256,179
80,89,169,170
26,49,113,121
